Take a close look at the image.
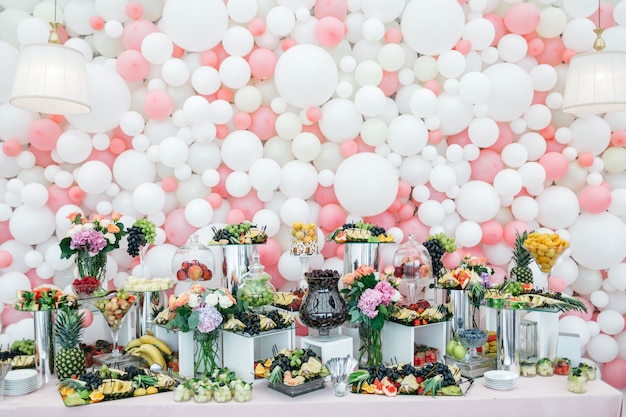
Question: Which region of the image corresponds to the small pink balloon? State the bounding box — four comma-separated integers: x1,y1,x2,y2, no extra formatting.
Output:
0,306,32,327
213,165,233,198
503,220,531,247
398,217,429,243
611,131,626,146
109,138,127,154
579,184,612,214
281,38,296,51
398,203,415,221
122,19,158,50
398,181,411,199
561,49,576,65
548,276,567,293
313,0,348,19
603,359,626,389
46,185,73,212
30,146,54,167
200,50,219,67
231,192,263,219
442,251,462,270
313,185,338,206
233,112,252,130
79,308,94,328
340,140,358,157
539,152,568,181
504,3,540,35
68,186,86,203
249,48,277,81
480,220,503,245
248,18,266,36
424,80,441,95
144,90,174,120
315,16,345,47
164,208,198,246
454,39,471,55
90,16,105,31
207,193,223,208
385,28,402,43
364,210,396,233
116,50,150,82
577,152,594,168
250,107,278,141
379,71,399,97
125,2,143,20
257,238,281,266
2,138,21,156
306,107,322,123
0,221,11,244
488,122,514,153
0,250,12,268
318,203,346,231
484,13,506,46
589,3,616,30
428,130,443,144
335,243,345,260
227,208,246,224
28,119,62,152
470,149,504,183
161,177,178,192
490,266,506,286
536,37,566,66
527,38,544,56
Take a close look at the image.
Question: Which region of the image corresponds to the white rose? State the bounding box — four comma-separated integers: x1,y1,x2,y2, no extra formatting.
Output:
187,293,200,308
391,289,402,303
205,292,219,307
104,232,115,243
218,296,234,309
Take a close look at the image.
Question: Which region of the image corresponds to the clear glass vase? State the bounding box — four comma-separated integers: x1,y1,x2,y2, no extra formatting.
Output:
194,330,220,376
358,321,383,367
73,251,107,297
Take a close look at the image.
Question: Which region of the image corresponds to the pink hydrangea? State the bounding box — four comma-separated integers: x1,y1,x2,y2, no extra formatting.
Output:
375,280,396,306
357,288,383,319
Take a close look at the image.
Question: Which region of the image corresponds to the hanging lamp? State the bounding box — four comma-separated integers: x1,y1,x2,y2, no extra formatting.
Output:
9,4,90,115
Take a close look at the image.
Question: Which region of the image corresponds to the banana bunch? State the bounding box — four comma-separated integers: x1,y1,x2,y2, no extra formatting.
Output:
223,317,246,331
259,314,277,331
273,292,298,307
124,335,172,369
391,307,419,322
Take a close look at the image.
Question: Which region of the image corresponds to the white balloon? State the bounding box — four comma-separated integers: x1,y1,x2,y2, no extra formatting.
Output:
56,130,93,164
559,315,590,349
536,186,579,229
569,212,626,270
162,0,228,52
511,196,539,222
75,161,112,194
483,63,534,122
586,334,618,363
0,271,31,304
493,169,523,197
458,72,491,104
252,209,280,237
221,130,263,172
279,160,318,199
497,34,528,63
132,183,165,215
279,197,310,226
455,181,500,222
597,310,625,335
184,198,214,227
113,150,157,191
387,114,428,156
401,0,465,56
417,200,445,227
455,220,482,248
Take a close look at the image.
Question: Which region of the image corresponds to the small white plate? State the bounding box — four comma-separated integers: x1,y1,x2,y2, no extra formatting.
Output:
5,369,37,382
484,370,519,381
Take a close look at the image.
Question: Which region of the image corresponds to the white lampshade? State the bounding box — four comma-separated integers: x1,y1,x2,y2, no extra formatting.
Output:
10,43,90,115
562,50,626,114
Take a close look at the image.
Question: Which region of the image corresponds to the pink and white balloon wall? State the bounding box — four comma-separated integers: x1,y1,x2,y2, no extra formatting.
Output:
2,0,626,387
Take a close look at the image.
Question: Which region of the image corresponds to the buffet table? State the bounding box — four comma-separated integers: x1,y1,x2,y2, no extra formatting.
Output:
0,375,622,417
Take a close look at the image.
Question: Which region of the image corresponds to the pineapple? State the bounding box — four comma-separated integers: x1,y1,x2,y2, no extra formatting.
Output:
54,307,86,380
510,230,533,284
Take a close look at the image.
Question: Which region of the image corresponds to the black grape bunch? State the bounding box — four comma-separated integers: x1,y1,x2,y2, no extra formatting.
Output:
127,218,156,257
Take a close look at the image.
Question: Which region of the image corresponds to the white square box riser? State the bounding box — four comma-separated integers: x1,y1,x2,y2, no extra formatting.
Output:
382,321,449,365
300,335,353,363
220,327,295,383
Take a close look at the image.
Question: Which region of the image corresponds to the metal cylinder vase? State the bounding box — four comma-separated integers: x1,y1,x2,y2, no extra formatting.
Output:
34,310,54,386
343,242,380,275
222,244,255,294
497,308,520,375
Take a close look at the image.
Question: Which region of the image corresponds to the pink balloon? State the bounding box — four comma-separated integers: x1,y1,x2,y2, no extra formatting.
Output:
548,276,567,293
611,131,626,147
28,119,62,152
25,268,49,289
539,152,568,181
313,0,348,19
536,37,566,66
603,359,626,389
233,112,252,130
589,3,616,30
207,193,223,208
484,13,506,46
0,250,12,268
161,177,178,192
314,185,338,206
428,130,443,144
144,90,174,120
227,208,246,224
231,192,263,219
442,251,461,270
527,38,545,56
213,165,233,198
398,181,411,199
579,184,612,214
455,39,471,55
79,308,94,328
164,208,198,246
398,203,415,221
257,238,281,266
470,150,504,183
249,48,277,81
490,266,506,285
379,71,399,97
340,140,358,157
306,107,322,123
248,18,266,36
122,19,157,50
46,185,73,212
424,80,441,95
398,217,429,244
503,3,540,35
480,220,503,245
68,186,86,204
315,16,345,47
447,129,470,147
125,2,143,20
562,297,593,321
320,239,337,258
577,152,594,167
90,16,104,31
250,107,277,141
116,50,150,82
0,221,11,244
318,203,346,231
2,139,21,157
488,122,514,153
0,306,32,327
503,220,531,247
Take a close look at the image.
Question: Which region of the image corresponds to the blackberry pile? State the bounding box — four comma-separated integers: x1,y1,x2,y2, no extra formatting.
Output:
234,310,261,335
79,372,102,390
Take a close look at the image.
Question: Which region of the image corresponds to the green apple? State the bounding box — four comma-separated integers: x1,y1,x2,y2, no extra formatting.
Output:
446,340,458,356
452,344,467,360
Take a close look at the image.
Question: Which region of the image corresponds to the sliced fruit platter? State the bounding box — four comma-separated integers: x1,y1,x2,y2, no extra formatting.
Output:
173,368,252,403
273,290,305,312
0,339,35,368
222,308,295,336
390,302,452,326
209,222,268,245
57,364,178,406
349,362,464,397
14,287,73,311
326,221,394,243
256,348,329,396
484,284,588,312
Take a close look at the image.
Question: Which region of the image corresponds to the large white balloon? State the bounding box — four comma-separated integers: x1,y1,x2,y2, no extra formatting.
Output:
113,150,157,191
162,0,228,52
569,212,626,270
75,161,112,194
279,160,318,199
274,44,338,108
221,130,263,172
535,186,579,229
401,0,465,56
334,153,398,217
483,63,534,122
455,181,500,222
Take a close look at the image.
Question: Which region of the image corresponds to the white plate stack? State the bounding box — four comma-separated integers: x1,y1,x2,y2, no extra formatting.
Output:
483,370,519,390
4,369,38,396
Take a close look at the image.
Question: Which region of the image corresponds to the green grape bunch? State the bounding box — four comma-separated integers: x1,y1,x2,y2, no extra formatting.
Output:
10,339,35,356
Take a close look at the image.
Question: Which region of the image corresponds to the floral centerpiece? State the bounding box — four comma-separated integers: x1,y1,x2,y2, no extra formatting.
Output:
59,212,126,296
156,285,236,375
341,265,401,367
438,255,494,306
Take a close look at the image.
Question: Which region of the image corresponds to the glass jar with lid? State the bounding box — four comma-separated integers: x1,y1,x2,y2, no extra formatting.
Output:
237,253,275,308
172,234,216,282
391,235,432,305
